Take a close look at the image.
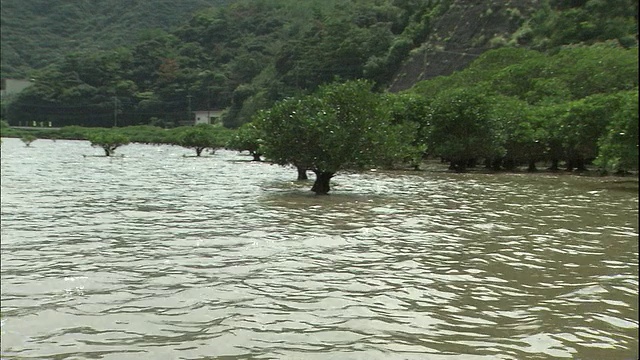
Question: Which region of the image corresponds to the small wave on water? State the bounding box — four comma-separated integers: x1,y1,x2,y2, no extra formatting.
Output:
1,139,638,359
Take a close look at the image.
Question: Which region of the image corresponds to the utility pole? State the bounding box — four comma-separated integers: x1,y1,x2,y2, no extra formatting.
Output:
113,95,118,127
207,87,211,125
187,94,192,124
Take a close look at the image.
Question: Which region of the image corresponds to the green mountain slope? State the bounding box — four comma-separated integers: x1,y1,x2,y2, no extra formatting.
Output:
2,0,637,130
390,0,638,91
1,0,230,77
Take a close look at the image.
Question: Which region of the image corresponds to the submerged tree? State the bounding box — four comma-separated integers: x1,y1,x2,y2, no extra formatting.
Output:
426,88,502,172
88,131,130,156
226,120,310,179
382,92,431,169
21,135,37,147
556,92,621,171
226,122,263,161
594,89,639,174
177,123,227,156
489,95,546,171
258,79,414,195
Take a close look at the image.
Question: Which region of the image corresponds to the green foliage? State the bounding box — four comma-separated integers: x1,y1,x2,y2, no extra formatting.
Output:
5,0,440,128
594,89,639,172
226,122,263,160
557,93,622,164
1,0,229,76
116,125,173,145
549,42,639,99
489,95,546,168
3,0,638,179
524,0,638,50
176,124,229,156
363,36,416,85
258,79,414,193
0,124,83,140
411,43,638,172
57,126,92,140
0,127,20,138
7,0,635,130
426,88,502,170
20,134,37,147
382,93,431,168
88,130,130,156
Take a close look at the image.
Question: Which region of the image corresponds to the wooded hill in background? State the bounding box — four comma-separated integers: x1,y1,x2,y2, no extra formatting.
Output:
2,0,637,129
0,0,231,77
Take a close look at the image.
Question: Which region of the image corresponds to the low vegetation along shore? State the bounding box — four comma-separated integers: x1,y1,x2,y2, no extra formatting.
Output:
2,79,637,196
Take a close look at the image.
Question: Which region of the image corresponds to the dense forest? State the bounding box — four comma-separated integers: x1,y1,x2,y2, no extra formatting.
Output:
4,0,444,127
2,0,637,127
0,0,231,76
1,0,638,181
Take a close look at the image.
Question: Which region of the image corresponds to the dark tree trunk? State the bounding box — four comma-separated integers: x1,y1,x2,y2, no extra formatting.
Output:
450,160,467,172
491,157,503,171
103,147,111,156
527,160,538,172
251,152,262,161
565,159,574,172
311,171,334,195
296,166,308,180
503,158,517,171
548,159,560,171
196,147,203,157
574,158,587,172
466,158,477,168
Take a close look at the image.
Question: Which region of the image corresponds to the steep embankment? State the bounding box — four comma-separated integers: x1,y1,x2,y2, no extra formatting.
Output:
389,0,540,92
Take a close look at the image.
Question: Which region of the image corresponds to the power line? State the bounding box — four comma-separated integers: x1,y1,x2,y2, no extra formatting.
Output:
430,49,482,57
13,102,111,109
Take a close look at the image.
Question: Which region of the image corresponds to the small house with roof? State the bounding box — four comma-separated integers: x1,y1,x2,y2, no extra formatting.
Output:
193,109,224,126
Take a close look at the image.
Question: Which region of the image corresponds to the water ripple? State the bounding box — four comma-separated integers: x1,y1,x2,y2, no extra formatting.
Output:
1,138,638,359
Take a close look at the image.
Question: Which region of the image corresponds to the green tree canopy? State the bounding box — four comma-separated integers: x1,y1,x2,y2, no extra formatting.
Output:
177,123,229,156
257,79,413,194
594,89,639,173
88,130,130,156
426,88,502,171
226,122,263,161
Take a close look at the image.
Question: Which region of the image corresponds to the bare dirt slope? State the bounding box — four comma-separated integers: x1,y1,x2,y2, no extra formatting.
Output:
389,0,541,92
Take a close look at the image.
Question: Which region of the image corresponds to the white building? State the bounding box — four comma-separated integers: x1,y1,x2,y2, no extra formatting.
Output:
1,78,33,99
193,110,224,126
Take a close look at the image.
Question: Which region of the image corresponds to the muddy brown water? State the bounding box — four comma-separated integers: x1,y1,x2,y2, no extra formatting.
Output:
1,138,638,359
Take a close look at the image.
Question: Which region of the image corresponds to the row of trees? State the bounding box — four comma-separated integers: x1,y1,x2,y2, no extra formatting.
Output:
2,62,637,195
409,44,638,172
89,124,235,157
2,42,637,195
238,85,637,194
230,44,638,194
1,121,234,157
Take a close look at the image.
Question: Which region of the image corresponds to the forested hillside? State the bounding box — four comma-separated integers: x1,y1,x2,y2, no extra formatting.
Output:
2,0,637,130
1,0,229,76
390,0,638,90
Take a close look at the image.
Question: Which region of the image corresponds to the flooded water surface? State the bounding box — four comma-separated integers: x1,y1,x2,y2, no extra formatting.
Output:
1,138,638,359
